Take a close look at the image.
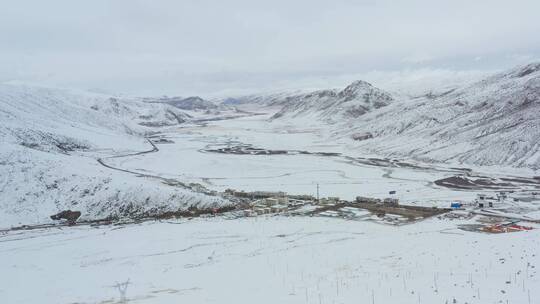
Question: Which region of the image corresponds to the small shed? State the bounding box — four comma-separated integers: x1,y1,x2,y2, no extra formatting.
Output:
383,198,399,206
450,203,462,209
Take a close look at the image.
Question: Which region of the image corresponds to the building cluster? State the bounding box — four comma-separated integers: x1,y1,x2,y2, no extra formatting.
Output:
224,189,287,200
473,191,515,208
447,191,517,210
227,187,454,223
355,196,399,207
244,196,291,216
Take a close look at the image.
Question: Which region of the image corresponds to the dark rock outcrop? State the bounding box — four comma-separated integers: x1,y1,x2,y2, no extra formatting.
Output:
50,210,82,225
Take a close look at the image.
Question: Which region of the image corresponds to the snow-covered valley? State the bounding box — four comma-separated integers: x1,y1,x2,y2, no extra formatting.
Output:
103,114,539,206
1,63,540,304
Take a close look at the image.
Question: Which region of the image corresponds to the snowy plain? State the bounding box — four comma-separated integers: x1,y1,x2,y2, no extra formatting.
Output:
1,216,538,304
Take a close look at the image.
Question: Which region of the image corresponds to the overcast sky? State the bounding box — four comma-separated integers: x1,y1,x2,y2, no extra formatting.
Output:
1,0,539,97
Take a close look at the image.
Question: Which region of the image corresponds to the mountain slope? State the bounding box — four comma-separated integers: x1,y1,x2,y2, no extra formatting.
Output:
337,63,540,169
219,90,308,107
144,96,218,111
0,84,193,152
270,80,393,122
0,84,228,227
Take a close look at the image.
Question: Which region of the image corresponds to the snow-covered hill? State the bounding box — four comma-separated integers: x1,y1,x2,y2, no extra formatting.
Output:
0,84,228,227
0,84,193,151
267,80,393,122
218,81,393,122
219,89,309,107
335,63,540,169
236,63,539,169
144,96,218,111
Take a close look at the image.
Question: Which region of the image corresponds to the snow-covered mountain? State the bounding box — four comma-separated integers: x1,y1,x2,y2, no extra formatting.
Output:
222,81,392,121
0,84,193,151
0,84,228,227
263,80,392,122
144,96,218,111
219,90,309,107
230,63,538,169
335,63,540,169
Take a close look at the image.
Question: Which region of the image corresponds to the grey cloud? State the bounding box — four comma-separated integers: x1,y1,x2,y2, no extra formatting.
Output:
1,0,539,96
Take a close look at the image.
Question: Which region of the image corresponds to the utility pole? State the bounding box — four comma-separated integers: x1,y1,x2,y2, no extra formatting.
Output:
316,183,320,203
